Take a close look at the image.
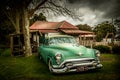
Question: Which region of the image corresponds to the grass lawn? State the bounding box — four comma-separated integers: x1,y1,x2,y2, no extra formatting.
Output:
0,49,120,80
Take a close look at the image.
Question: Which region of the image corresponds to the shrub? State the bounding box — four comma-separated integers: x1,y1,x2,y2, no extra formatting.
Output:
0,49,3,55
0,48,11,57
112,45,120,54
93,45,111,53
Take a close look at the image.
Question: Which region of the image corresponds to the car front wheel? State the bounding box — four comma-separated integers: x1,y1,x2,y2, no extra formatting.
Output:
48,60,53,73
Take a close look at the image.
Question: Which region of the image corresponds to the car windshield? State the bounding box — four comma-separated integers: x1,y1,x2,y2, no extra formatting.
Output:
49,37,77,45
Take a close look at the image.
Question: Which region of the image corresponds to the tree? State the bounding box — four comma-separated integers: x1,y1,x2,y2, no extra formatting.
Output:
93,21,116,42
0,1,15,44
0,16,15,44
114,18,120,37
1,0,78,56
76,24,92,31
114,18,120,28
1,0,22,34
30,13,46,25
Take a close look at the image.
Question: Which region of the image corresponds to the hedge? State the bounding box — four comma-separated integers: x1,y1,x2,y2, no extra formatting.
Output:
93,45,111,53
112,45,120,54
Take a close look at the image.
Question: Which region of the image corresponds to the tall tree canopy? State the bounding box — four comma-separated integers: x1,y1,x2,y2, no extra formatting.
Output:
114,18,120,28
114,18,120,34
0,0,78,56
93,21,116,42
30,13,46,25
76,24,92,31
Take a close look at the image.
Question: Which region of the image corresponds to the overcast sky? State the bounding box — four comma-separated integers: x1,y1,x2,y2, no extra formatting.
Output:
46,0,120,27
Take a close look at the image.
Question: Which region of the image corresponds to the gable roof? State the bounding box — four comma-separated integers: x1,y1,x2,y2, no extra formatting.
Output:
30,20,94,35
30,21,79,30
30,21,59,30
58,21,79,29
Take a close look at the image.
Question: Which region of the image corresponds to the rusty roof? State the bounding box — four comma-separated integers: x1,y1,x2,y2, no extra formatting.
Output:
58,21,79,29
61,29,94,35
30,21,79,29
30,21,59,30
30,21,94,34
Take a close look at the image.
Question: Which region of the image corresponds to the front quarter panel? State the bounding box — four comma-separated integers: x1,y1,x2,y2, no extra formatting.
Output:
39,45,57,64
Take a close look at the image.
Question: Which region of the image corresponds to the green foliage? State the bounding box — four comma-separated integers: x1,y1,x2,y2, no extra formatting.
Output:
112,45,120,54
0,1,16,44
93,21,116,42
114,18,120,28
93,45,120,54
114,18,120,40
76,24,92,31
93,45,111,53
30,13,46,25
0,11,15,44
0,48,11,57
0,49,3,55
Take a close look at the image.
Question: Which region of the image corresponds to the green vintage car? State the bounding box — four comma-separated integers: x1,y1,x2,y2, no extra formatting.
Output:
38,35,102,73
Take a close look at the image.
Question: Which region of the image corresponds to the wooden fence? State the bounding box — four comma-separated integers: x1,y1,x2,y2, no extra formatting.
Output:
95,41,120,46
79,40,120,47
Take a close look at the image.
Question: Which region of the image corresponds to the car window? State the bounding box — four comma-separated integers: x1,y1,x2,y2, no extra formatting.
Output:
49,37,77,45
44,39,48,45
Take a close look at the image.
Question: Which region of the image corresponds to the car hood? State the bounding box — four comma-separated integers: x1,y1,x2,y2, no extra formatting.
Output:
48,43,95,59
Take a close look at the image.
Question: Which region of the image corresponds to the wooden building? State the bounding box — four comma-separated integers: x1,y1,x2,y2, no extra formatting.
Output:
30,20,95,47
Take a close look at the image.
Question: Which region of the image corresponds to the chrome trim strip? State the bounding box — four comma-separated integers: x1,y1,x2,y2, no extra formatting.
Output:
51,58,102,73
51,63,103,73
57,58,95,68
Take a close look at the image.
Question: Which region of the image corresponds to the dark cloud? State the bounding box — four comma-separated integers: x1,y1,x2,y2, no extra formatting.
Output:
104,0,120,18
67,0,120,18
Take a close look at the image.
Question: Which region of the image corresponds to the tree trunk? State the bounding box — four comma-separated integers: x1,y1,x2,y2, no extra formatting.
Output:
22,7,32,57
15,10,20,34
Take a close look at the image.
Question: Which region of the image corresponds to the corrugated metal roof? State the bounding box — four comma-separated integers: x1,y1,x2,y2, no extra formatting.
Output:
61,29,94,34
30,20,79,30
30,21,59,30
58,21,79,29
39,29,58,33
30,29,58,33
61,29,81,34
30,21,94,34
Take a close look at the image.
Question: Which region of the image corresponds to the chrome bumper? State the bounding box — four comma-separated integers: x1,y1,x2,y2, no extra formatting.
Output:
51,58,103,73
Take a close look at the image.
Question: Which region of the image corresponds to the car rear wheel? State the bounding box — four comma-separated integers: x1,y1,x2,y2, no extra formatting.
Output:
38,52,42,60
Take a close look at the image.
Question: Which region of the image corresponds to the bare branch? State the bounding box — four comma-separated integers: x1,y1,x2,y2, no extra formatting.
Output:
2,9,16,28
45,0,81,20
29,0,48,17
26,0,33,7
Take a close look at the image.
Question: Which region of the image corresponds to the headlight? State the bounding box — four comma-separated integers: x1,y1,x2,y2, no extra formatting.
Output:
96,50,100,57
55,52,62,64
78,52,83,56
55,52,61,60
